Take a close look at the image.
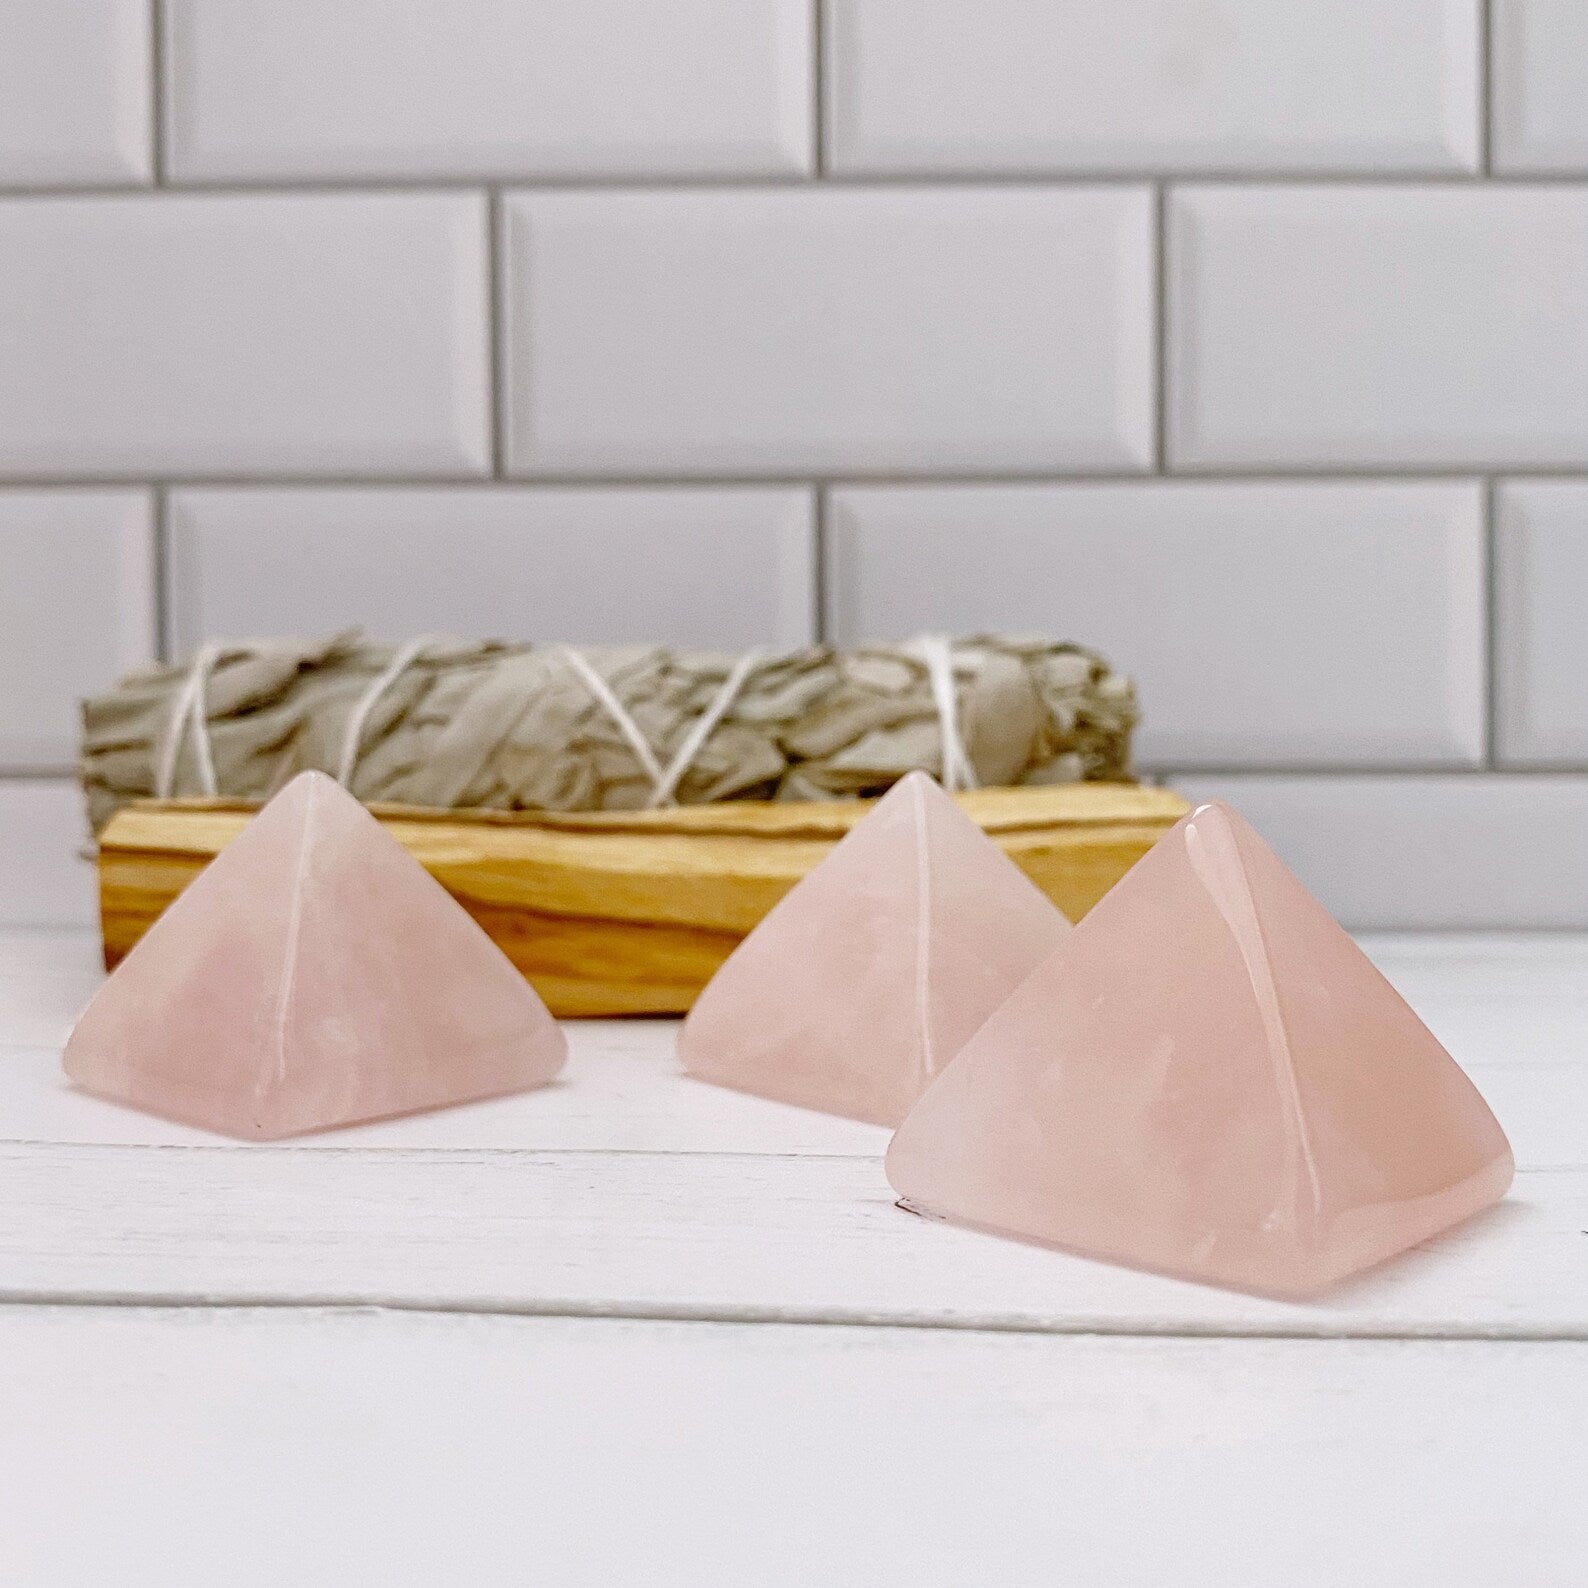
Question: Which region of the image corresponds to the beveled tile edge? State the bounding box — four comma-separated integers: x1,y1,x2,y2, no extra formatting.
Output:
1493,478,1588,766
0,487,155,769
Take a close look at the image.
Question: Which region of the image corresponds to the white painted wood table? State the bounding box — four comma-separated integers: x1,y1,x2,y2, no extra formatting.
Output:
1,929,1585,1587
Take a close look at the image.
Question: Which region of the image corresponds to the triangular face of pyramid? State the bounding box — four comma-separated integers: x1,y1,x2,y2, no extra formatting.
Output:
678,771,1071,1126
886,800,1513,1297
64,771,566,1139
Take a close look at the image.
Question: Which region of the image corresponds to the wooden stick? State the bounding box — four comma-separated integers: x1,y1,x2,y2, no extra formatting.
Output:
96,783,1189,1017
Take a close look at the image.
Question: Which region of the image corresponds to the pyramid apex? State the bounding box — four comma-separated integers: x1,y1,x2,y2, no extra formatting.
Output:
890,769,978,825
232,768,379,860
274,768,360,808
853,771,969,844
874,769,947,808
1175,799,1256,843
1150,799,1277,896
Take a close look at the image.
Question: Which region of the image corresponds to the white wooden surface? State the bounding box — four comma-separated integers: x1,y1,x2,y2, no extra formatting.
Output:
2,928,1586,1586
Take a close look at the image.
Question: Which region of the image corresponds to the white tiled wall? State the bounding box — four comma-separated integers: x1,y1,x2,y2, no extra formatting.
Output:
503,187,1154,474
1175,775,1588,930
166,0,813,182
827,1,1481,174
0,192,491,476
1494,481,1588,766
2,1,1586,929
0,781,99,928
167,487,816,652
827,482,1487,768
0,3,151,185
1491,0,1588,172
0,489,154,769
1168,186,1588,468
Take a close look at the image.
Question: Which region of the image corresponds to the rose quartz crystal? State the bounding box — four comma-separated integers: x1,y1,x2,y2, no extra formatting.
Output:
64,771,566,1138
679,771,1070,1126
887,800,1513,1297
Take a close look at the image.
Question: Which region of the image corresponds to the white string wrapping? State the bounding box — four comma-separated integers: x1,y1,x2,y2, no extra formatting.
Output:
335,633,439,788
557,646,668,794
913,634,978,793
647,647,765,808
154,643,220,799
558,645,767,809
152,638,966,807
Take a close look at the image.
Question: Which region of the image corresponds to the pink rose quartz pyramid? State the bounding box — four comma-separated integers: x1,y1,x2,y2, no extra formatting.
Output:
679,771,1070,1126
887,801,1513,1297
64,771,566,1138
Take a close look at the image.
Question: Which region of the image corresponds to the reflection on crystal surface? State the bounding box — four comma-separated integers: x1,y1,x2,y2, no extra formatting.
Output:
64,772,566,1139
887,801,1513,1298
680,772,1071,1126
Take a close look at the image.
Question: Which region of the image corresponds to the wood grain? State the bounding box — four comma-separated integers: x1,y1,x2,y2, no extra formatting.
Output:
3,929,1586,1583
95,782,1189,1015
3,1309,1582,1588
0,1142,1578,1338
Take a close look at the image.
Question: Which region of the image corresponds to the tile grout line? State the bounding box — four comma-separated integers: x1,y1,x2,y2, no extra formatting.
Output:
486,188,508,479
148,0,167,185
1152,182,1169,473
1479,0,1494,175
1483,476,1500,767
152,485,171,663
4,469,1588,491
810,0,826,177
5,172,1588,202
812,483,829,643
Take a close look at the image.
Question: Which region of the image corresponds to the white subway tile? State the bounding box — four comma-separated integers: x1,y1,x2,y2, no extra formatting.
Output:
1496,481,1588,766
503,187,1154,476
1493,1,1588,172
0,1,151,184
1174,774,1588,929
1169,187,1588,469
0,781,97,928
0,193,489,477
827,481,1486,768
0,490,153,769
167,0,811,181
828,0,1478,175
168,486,815,652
